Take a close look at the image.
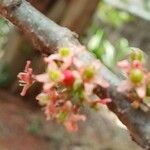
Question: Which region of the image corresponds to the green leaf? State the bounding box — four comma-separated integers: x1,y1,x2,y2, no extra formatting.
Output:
101,41,115,67
115,38,129,62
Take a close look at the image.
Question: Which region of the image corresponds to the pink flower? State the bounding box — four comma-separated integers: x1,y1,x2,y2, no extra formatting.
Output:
75,59,108,83
64,114,86,132
35,61,64,92
117,60,130,73
97,98,112,105
117,58,147,99
74,60,109,96
44,103,58,120
44,47,73,70
87,97,112,108
18,61,34,96
117,60,142,74
18,46,112,132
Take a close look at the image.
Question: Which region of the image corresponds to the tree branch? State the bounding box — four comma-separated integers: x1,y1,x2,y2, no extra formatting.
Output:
0,0,150,149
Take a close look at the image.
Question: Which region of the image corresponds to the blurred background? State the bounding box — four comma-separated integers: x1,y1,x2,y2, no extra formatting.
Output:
0,0,149,149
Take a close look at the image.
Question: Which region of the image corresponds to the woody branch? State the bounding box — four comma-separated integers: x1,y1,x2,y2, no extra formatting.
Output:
0,0,150,149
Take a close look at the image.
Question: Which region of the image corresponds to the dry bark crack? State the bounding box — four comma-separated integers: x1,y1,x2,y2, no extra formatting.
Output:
0,0,150,149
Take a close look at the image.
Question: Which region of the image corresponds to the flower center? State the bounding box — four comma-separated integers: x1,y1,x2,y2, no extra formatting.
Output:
129,69,144,84
83,66,95,79
49,70,60,81
59,47,70,57
130,49,143,62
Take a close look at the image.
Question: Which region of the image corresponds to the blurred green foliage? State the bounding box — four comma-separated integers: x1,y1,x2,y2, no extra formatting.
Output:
0,18,11,87
87,28,130,68
0,62,12,87
0,19,9,36
144,0,150,11
97,2,133,28
28,118,42,135
0,18,9,57
0,18,9,51
87,1,134,69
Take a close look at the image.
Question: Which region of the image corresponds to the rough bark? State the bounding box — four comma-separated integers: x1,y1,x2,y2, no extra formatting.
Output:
0,0,150,149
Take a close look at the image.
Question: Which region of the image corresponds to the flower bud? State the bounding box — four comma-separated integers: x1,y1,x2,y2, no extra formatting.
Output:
129,69,144,84
83,66,95,79
130,49,143,62
49,70,60,81
63,70,75,86
73,78,83,91
59,47,70,57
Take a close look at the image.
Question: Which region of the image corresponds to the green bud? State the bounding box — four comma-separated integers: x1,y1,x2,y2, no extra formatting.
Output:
59,47,70,57
73,78,83,91
129,69,144,84
49,70,60,81
130,49,143,62
83,66,95,79
72,79,84,103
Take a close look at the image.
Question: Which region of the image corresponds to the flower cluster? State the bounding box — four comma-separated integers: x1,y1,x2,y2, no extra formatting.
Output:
18,61,35,96
18,46,111,132
117,48,150,109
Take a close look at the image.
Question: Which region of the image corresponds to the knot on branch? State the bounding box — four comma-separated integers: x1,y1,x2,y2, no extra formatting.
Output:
1,0,22,10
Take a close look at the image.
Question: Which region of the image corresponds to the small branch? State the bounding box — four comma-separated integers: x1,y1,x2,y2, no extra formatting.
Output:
0,0,150,149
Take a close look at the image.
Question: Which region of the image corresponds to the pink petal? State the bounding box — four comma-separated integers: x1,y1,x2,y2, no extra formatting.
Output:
93,60,101,70
132,60,142,69
20,85,30,96
72,70,81,78
94,77,109,88
63,101,72,112
44,104,57,120
24,60,31,72
73,57,84,69
84,83,95,95
98,98,112,105
17,72,26,81
64,114,86,132
64,120,78,132
61,57,73,70
71,114,86,122
35,74,49,83
44,54,60,63
117,60,130,73
117,80,132,92
47,61,59,70
70,45,85,54
43,83,54,92
136,85,146,98
18,61,34,96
